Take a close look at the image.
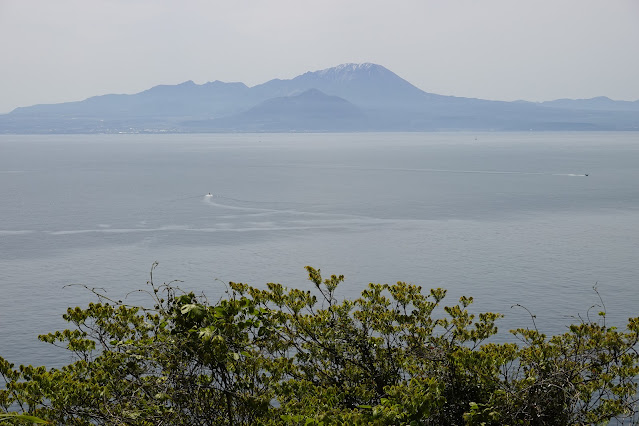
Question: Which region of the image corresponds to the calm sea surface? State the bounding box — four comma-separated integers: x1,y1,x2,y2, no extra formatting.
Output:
1,132,638,367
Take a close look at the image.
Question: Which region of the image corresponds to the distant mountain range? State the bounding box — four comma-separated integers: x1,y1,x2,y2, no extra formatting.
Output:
1,63,638,133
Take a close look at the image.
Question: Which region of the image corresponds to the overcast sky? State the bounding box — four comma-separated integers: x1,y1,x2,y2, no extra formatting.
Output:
1,0,638,113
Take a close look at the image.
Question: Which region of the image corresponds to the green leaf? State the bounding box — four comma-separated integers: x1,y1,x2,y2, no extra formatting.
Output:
0,413,49,424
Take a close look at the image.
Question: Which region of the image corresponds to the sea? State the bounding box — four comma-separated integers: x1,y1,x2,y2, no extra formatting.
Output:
1,132,638,369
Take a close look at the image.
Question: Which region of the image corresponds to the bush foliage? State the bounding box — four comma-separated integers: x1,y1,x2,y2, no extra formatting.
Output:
1,264,638,425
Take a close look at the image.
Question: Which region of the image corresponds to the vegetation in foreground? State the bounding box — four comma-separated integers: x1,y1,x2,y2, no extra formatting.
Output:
1,264,638,425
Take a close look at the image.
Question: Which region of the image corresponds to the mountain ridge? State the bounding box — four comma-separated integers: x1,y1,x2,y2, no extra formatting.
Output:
2,63,638,133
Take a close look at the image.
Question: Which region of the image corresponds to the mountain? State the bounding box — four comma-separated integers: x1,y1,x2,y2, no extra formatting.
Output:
184,89,369,132
250,63,452,109
1,63,638,133
8,80,255,119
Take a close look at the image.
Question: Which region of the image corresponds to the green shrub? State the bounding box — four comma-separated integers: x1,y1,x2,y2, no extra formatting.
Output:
1,264,637,425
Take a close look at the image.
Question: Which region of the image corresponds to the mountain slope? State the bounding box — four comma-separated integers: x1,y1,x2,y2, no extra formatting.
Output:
538,97,639,112
250,63,451,109
9,80,256,119
184,89,369,132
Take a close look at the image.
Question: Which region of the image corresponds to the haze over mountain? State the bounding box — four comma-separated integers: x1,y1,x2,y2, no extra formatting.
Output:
1,63,637,133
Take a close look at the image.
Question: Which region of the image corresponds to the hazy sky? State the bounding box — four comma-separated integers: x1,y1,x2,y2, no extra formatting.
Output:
1,0,638,113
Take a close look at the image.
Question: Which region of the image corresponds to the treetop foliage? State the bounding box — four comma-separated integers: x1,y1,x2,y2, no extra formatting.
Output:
1,264,638,425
